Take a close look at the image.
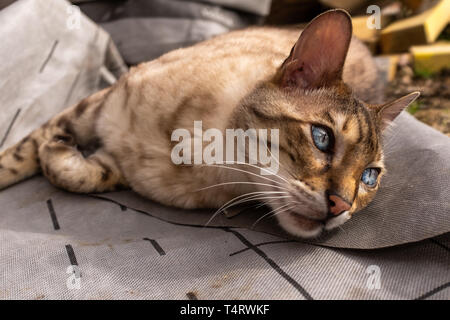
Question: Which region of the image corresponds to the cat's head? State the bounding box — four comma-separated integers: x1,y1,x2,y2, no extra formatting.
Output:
234,10,419,238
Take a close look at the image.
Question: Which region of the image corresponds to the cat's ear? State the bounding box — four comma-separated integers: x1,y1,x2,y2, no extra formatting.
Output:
375,92,420,128
279,9,352,90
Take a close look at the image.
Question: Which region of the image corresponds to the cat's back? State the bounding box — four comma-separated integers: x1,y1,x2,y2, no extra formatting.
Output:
128,27,297,111
130,26,381,107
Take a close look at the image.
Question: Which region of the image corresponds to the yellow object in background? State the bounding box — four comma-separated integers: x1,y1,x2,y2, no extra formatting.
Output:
381,0,450,53
411,41,450,75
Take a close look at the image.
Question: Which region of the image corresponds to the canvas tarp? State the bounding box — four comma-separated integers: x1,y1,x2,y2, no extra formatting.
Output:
0,0,448,300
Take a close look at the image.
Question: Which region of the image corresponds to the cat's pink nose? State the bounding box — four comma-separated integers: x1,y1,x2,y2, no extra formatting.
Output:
328,194,351,216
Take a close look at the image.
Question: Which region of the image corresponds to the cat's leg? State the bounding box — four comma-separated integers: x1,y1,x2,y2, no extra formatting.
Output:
38,131,127,193
0,87,114,191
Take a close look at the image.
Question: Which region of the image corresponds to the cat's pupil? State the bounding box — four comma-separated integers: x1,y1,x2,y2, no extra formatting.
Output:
361,168,379,187
311,125,330,152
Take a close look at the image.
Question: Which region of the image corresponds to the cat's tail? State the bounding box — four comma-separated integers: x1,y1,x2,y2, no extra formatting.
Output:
0,87,111,190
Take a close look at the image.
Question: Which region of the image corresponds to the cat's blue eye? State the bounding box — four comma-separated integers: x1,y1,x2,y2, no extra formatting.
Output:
311,125,333,152
361,168,379,187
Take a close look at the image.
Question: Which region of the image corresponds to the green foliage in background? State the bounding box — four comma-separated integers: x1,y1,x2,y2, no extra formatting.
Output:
407,100,423,115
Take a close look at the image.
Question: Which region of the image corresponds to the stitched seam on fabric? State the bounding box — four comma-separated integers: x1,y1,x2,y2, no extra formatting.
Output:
224,228,313,300
0,108,21,149
47,198,60,230
414,282,450,300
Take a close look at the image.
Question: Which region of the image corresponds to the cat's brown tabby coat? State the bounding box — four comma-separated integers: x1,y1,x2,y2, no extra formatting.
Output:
0,10,418,238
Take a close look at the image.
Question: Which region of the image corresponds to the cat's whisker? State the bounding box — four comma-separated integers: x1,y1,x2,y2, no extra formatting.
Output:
254,197,287,209
203,191,288,226
285,199,319,214
195,181,290,192
268,204,299,221
249,198,293,216
286,199,309,206
338,225,348,235
243,140,297,182
199,163,286,187
227,158,290,184
251,203,297,229
257,138,292,176
260,139,299,181
251,203,292,229
216,193,290,217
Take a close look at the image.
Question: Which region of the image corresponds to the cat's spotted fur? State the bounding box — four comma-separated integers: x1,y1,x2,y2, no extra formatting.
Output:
0,10,418,238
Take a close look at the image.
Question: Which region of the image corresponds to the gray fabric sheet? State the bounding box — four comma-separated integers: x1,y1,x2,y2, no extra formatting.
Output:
0,0,127,150
1,178,449,299
74,0,272,64
0,0,449,300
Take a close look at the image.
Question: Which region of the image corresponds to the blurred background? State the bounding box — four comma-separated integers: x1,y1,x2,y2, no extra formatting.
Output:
1,0,449,135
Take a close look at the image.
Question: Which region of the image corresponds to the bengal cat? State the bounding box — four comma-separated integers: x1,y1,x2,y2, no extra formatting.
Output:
0,10,418,238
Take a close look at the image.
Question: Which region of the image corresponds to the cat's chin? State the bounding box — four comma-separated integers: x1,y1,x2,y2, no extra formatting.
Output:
277,212,324,239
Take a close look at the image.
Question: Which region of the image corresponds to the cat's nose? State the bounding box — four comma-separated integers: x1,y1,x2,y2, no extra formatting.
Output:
328,194,351,216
